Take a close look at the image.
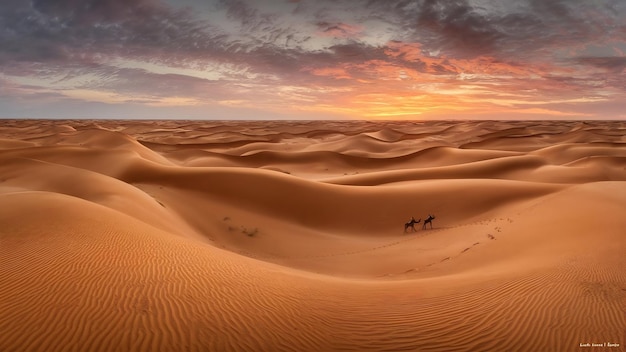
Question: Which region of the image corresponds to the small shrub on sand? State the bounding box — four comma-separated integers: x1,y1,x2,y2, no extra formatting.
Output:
241,227,258,237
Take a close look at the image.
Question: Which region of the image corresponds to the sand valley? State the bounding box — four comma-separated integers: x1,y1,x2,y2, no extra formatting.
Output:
1,119,625,351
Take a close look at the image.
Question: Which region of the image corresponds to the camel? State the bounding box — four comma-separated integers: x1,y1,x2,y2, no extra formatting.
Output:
404,217,421,232
423,214,435,229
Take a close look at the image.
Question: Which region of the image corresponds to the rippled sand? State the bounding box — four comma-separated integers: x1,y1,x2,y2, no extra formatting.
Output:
1,119,625,351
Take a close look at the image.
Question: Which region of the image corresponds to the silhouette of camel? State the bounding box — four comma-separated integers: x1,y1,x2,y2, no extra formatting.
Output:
404,217,421,232
423,215,435,229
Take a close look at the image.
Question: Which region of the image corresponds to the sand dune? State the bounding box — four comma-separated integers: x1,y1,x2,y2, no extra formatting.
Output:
1,119,625,351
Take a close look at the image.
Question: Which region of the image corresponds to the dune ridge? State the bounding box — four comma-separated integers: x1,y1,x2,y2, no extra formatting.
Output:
1,119,625,351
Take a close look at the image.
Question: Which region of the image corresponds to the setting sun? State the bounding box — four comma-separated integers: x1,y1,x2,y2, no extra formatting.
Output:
0,0,624,120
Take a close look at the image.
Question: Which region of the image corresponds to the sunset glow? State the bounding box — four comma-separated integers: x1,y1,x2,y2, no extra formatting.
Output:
1,0,624,120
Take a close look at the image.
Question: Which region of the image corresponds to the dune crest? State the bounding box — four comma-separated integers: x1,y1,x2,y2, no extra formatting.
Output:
1,119,625,351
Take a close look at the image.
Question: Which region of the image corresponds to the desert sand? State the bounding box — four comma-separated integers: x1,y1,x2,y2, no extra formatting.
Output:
1,119,625,351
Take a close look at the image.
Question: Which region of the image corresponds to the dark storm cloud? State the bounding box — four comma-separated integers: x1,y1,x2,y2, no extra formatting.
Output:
216,0,306,48
415,0,504,55
576,57,626,73
527,0,573,20
0,0,227,69
220,0,259,24
361,0,622,59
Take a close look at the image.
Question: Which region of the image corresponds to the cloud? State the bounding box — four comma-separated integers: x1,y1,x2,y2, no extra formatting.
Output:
2,0,619,79
575,57,626,73
416,0,504,56
1,0,625,119
358,0,623,61
316,22,364,38
0,0,228,69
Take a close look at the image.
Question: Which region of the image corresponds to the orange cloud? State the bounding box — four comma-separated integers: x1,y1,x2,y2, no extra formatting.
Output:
306,67,352,79
384,41,424,62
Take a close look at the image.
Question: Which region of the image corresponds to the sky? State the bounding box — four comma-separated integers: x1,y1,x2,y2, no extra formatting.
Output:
0,0,625,120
